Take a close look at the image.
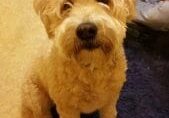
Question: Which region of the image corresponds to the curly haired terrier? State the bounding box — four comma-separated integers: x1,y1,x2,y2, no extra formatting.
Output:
22,0,135,118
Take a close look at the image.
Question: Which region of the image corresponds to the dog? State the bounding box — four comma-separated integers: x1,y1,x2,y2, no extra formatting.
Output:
22,0,135,118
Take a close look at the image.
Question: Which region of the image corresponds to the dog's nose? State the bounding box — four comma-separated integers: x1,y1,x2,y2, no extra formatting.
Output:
76,22,97,41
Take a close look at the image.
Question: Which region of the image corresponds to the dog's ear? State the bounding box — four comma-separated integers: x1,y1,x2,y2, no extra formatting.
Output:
33,0,52,38
33,0,61,38
33,0,47,14
125,0,136,22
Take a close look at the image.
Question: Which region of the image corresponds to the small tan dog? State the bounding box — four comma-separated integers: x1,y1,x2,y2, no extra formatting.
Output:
22,0,135,118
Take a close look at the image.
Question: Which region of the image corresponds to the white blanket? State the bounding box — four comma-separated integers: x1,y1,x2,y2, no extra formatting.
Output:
136,0,169,31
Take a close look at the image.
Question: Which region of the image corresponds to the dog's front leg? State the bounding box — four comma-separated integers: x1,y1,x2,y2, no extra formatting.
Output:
100,103,117,118
57,105,80,118
22,76,53,118
100,82,124,118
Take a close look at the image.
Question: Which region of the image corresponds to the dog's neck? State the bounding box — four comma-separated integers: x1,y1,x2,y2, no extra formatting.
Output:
75,49,115,72
49,47,116,72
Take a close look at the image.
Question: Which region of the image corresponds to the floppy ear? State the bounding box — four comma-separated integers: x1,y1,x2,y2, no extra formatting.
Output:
33,0,47,14
125,0,136,22
33,0,62,38
33,0,52,38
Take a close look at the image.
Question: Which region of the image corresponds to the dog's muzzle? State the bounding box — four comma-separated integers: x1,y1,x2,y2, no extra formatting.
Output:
76,22,99,50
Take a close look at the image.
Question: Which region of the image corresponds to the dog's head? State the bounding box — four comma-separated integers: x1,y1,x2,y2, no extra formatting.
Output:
34,0,135,59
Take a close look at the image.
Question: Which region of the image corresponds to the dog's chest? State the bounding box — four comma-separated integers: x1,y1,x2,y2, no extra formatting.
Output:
44,54,116,112
74,71,114,112
56,63,115,111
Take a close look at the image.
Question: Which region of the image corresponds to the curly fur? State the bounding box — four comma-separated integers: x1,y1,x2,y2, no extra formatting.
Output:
21,0,135,118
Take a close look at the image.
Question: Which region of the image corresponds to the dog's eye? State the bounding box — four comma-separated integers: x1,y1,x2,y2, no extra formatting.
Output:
62,1,73,11
97,0,109,5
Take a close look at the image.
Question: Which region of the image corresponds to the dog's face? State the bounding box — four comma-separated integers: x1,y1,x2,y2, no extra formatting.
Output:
34,0,135,59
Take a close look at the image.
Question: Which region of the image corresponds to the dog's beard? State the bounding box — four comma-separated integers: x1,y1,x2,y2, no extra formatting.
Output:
55,27,115,58
75,48,110,70
55,34,115,69
73,38,113,55
79,40,100,51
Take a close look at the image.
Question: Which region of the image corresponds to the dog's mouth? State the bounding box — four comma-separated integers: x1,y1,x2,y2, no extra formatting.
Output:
81,41,100,50
74,39,112,55
73,40,100,54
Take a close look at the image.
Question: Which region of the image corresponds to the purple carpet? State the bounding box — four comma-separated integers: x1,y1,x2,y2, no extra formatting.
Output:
117,24,169,118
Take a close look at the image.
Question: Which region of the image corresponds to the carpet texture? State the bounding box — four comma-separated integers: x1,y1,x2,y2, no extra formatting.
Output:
117,24,169,118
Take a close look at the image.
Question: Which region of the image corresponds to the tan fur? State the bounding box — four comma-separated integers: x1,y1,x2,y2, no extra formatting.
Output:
22,0,136,118
1,0,135,118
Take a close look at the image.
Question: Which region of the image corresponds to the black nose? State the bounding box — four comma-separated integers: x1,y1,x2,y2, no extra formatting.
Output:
76,22,97,41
